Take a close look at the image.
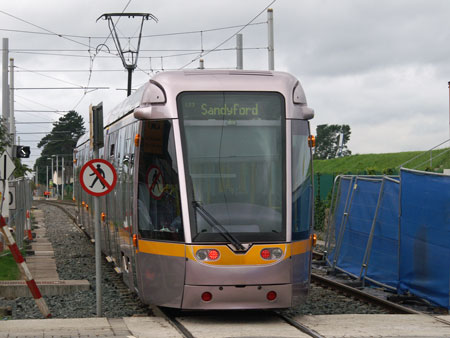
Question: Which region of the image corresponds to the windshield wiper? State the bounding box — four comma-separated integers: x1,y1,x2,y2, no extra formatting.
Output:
192,200,245,251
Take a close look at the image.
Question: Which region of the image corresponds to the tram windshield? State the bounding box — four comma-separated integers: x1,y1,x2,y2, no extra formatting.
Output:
178,92,286,242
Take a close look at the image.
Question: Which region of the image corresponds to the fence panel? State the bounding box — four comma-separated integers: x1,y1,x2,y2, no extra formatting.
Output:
398,169,450,309
9,178,33,249
325,176,352,266
334,178,382,277
364,177,400,288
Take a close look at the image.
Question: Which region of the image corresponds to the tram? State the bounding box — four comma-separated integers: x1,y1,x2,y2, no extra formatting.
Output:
74,69,315,309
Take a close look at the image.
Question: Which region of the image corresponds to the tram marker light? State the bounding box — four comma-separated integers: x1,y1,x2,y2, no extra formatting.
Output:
266,291,277,301
201,292,212,302
312,233,317,247
134,134,141,147
133,234,138,248
308,135,316,148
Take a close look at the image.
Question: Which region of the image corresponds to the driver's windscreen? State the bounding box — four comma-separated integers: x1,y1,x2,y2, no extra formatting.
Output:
178,92,286,242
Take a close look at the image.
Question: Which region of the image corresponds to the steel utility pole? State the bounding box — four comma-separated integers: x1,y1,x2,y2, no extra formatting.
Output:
9,58,14,149
97,13,158,96
236,34,243,70
2,39,9,136
2,39,10,219
268,8,275,71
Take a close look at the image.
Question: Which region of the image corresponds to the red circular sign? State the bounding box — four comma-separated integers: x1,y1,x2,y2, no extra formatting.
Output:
79,159,117,197
146,165,165,200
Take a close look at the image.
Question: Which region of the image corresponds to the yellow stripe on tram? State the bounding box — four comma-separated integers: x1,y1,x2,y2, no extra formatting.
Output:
137,238,312,261
138,240,185,257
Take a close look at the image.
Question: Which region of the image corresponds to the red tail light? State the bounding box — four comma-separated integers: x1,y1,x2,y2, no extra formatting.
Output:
261,249,271,259
266,291,277,301
208,249,219,260
201,292,212,302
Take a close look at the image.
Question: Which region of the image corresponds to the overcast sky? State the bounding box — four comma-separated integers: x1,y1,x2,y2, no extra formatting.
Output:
1,0,450,168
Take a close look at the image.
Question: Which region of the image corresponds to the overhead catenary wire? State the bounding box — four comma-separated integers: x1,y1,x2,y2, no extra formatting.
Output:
0,21,266,40
72,0,133,110
14,87,109,90
15,94,67,116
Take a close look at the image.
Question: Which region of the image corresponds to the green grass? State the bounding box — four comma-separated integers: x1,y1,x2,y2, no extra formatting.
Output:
0,253,20,280
314,148,450,175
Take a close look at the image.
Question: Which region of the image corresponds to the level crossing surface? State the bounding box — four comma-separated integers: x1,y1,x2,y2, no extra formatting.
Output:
1,314,450,337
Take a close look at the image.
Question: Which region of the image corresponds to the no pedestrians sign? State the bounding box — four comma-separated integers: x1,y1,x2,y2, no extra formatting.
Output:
80,159,117,197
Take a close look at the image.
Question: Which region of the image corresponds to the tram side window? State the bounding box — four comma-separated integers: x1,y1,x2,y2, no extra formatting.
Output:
292,120,313,240
137,120,184,242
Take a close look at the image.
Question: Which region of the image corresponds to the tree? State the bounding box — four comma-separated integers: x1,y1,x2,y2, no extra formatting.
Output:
34,111,86,185
13,158,31,178
314,124,351,160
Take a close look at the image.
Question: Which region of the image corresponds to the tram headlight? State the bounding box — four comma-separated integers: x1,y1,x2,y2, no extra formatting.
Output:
272,248,283,259
260,247,284,260
196,249,220,261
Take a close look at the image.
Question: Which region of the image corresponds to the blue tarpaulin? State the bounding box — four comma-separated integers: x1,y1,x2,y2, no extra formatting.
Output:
327,171,450,308
398,169,450,309
327,177,352,265
365,178,400,289
335,178,381,277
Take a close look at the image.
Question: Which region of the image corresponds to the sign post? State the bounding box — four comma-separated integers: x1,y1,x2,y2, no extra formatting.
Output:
82,103,110,317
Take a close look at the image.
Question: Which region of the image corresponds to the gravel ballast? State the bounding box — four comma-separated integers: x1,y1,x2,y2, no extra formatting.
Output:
0,203,149,319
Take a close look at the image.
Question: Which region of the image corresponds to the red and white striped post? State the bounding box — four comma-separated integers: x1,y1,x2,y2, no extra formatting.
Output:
0,215,51,318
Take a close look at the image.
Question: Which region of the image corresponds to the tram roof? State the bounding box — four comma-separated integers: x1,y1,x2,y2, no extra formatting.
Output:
76,70,313,148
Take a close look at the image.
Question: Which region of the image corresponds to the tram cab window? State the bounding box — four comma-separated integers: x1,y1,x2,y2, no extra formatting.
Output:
137,120,184,242
178,92,286,243
291,120,313,240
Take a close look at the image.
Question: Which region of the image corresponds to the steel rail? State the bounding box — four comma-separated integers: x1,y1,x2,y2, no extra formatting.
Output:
275,312,325,338
311,272,420,314
154,307,195,338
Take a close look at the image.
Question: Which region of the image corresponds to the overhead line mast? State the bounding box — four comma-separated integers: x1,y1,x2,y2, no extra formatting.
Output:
97,13,158,96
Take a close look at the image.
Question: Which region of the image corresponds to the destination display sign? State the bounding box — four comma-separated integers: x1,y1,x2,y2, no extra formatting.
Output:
178,92,284,120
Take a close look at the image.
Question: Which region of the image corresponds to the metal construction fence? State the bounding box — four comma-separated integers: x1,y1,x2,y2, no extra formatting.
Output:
324,169,450,309
1,178,33,250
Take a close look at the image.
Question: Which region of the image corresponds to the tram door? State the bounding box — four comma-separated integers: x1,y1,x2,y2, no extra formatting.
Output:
125,124,139,292
136,120,186,307
291,120,314,305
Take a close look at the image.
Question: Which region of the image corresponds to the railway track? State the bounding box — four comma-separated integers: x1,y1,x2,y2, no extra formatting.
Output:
157,307,325,338
34,199,77,222
310,272,418,314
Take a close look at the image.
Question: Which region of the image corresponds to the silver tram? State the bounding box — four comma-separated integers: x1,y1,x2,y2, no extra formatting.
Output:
74,70,315,309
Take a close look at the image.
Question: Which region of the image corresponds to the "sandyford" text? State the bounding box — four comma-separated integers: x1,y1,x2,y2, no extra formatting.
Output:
201,103,259,116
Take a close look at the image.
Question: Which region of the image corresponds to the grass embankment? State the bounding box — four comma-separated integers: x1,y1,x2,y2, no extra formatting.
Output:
314,148,450,174
0,253,20,280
